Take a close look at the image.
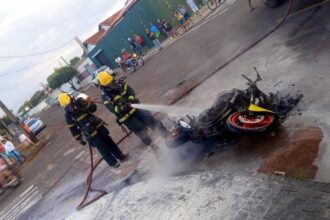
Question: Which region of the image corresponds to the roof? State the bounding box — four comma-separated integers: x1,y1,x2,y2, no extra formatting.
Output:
83,0,139,46
99,9,125,29
84,29,107,45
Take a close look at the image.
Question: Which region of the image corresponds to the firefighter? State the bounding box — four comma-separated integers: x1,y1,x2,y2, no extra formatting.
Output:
97,72,168,151
58,93,127,168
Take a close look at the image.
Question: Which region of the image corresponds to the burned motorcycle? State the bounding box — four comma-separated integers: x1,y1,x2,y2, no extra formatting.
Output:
166,68,302,147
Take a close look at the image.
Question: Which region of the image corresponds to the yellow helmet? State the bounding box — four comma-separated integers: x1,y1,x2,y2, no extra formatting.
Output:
58,93,71,107
98,71,113,86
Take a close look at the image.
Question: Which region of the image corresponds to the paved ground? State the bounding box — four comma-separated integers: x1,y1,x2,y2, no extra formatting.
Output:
1,0,330,219
65,170,330,220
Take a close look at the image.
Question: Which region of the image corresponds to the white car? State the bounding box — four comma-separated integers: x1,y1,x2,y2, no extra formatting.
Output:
92,66,114,85
25,118,45,134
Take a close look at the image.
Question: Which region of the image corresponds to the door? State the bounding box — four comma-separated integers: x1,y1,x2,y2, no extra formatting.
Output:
95,51,113,68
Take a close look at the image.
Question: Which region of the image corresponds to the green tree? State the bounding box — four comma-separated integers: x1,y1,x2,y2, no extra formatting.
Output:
69,57,81,67
18,101,32,113
47,66,78,89
30,90,46,106
0,115,13,131
18,90,46,113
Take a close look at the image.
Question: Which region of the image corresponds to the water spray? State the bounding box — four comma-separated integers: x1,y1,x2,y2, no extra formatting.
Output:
131,104,203,116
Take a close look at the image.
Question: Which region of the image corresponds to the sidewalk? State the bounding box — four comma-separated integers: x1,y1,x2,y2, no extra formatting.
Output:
143,4,213,61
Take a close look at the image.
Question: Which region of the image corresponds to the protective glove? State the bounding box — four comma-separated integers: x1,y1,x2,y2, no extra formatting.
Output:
79,139,87,146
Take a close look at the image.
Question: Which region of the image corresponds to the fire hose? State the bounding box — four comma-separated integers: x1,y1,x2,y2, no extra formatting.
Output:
77,0,294,210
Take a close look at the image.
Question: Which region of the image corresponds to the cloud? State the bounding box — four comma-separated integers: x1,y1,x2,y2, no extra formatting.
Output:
0,0,126,112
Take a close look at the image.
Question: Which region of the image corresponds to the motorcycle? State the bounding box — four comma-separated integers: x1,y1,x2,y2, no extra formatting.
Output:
115,53,144,72
0,169,21,195
166,68,302,147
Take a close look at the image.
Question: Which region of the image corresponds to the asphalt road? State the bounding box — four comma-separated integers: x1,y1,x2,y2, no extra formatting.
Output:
1,0,330,219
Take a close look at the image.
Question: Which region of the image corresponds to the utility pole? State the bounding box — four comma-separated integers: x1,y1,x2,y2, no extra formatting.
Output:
0,119,14,138
60,56,69,65
74,36,89,56
0,100,38,143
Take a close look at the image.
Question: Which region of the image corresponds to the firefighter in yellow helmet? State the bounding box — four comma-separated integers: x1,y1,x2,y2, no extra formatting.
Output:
58,93,127,168
97,72,168,152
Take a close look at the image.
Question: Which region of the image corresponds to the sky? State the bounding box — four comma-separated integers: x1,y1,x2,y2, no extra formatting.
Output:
0,0,126,113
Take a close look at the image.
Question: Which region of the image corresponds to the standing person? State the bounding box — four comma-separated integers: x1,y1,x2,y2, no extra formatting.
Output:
178,3,192,23
127,37,142,55
155,19,167,40
149,23,163,41
97,72,168,154
134,33,148,51
145,28,163,50
160,19,177,38
128,37,138,53
186,0,201,16
172,10,185,26
1,139,23,164
58,93,128,168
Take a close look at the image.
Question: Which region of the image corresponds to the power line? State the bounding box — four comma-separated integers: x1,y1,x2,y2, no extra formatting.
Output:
0,57,59,78
0,38,74,59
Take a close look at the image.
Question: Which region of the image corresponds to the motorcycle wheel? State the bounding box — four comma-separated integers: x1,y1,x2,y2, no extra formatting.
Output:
7,176,21,188
175,25,186,36
262,0,281,8
137,58,144,66
140,48,147,56
227,111,277,134
207,0,219,10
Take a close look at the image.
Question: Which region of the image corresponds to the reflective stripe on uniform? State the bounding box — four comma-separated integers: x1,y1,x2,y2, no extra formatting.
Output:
128,108,136,115
119,114,130,123
77,113,87,122
68,124,75,128
114,106,120,113
86,102,91,108
124,83,128,92
96,121,104,129
113,95,121,102
90,131,97,138
74,134,82,140
128,95,135,101
118,108,137,123
104,100,112,105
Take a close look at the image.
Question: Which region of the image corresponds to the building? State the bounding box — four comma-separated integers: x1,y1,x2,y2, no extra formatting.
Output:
83,0,204,68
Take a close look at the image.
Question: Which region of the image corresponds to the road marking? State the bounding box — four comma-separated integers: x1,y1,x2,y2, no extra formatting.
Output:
74,151,85,160
0,185,42,220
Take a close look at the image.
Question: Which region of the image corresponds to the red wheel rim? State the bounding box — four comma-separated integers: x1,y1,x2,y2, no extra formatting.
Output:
230,112,274,129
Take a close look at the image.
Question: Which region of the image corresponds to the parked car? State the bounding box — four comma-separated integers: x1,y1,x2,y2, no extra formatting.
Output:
92,66,114,85
25,118,45,134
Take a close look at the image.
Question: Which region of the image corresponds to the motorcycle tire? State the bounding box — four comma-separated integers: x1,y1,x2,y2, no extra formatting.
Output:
262,0,281,8
227,111,277,134
176,25,186,36
207,0,219,10
140,49,147,56
137,58,144,66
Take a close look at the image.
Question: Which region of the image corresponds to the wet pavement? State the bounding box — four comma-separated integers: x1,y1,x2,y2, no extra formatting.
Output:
66,170,330,220
1,0,330,219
